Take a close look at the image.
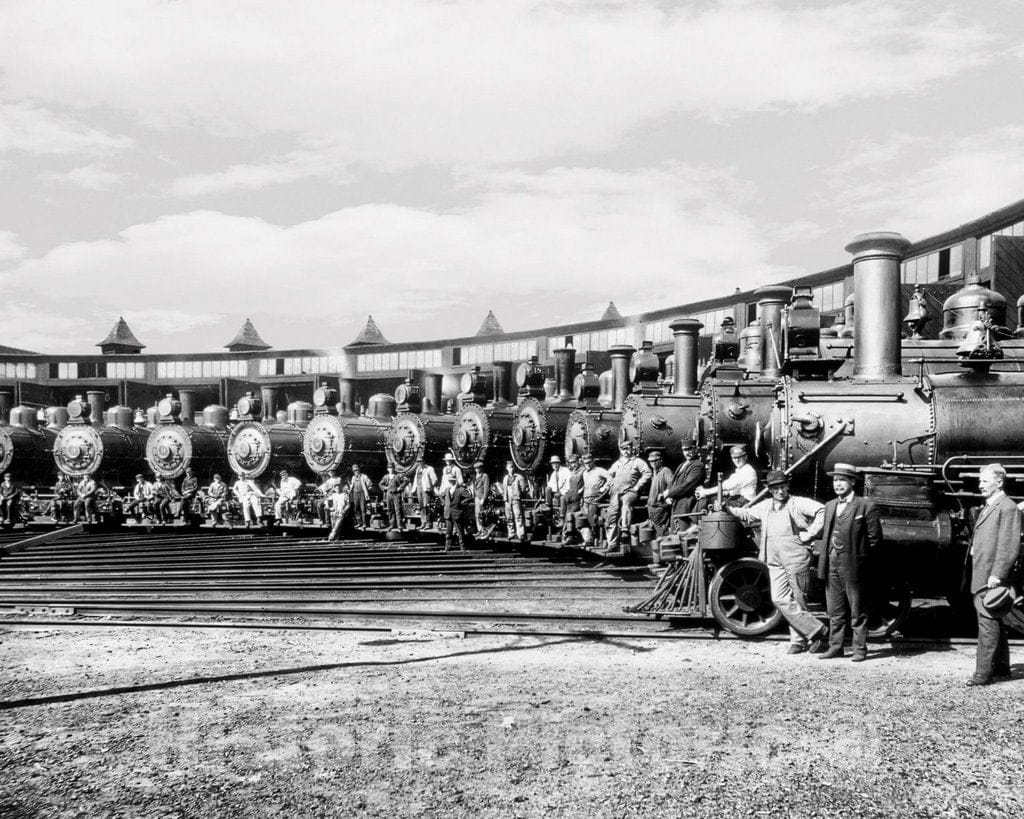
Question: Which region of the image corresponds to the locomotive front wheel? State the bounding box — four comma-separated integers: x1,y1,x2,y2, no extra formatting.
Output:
867,586,912,639
709,558,783,637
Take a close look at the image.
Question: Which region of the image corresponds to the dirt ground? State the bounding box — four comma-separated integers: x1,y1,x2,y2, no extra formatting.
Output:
1,621,1022,818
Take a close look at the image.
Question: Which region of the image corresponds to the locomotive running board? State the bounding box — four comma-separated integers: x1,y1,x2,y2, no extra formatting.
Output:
1,524,84,557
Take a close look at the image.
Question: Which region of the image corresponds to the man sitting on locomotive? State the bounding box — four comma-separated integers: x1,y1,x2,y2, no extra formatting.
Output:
51,474,75,524
274,468,303,523
232,475,265,527
124,474,155,523
660,436,705,534
179,467,201,526
205,473,228,526
695,443,758,505
645,450,674,539
725,470,828,655
152,475,179,524
316,469,343,525
0,473,20,525
601,442,652,555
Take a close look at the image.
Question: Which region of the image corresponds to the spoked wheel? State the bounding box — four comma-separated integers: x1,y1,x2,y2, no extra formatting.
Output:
867,585,912,639
709,558,783,637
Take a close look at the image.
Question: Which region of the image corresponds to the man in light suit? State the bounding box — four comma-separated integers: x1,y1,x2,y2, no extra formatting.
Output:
816,463,883,662
966,463,1021,686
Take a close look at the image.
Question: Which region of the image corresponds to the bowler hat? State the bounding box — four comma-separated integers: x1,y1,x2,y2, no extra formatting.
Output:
983,586,1015,619
765,469,789,488
827,463,859,480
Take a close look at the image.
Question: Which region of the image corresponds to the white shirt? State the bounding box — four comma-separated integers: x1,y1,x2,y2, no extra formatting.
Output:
547,466,571,495
722,463,758,501
438,464,464,493
279,476,302,499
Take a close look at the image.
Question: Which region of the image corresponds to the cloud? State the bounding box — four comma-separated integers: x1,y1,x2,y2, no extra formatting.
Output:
823,126,1024,239
169,151,350,197
42,163,126,190
0,101,133,155
0,1,994,169
0,231,26,263
1,163,797,352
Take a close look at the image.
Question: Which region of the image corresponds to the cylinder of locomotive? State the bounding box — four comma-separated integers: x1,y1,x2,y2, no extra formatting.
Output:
146,422,231,481
0,409,59,486
388,411,456,477
618,393,702,469
53,419,151,487
302,413,392,479
227,420,312,482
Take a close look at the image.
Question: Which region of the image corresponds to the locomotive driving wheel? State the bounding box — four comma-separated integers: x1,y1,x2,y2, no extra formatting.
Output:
708,558,783,636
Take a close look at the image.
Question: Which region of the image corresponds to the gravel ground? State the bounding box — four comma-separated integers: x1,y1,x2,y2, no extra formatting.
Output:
1,622,1022,818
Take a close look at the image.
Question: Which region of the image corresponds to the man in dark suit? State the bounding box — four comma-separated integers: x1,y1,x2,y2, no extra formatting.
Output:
442,483,474,551
817,463,882,662
658,436,704,533
966,463,1021,686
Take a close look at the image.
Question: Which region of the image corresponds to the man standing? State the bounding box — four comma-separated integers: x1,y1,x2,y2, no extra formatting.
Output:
726,470,828,654
348,464,373,529
645,450,674,538
206,473,228,526
561,455,584,544
179,467,200,525
442,481,473,551
602,442,652,554
0,473,20,525
152,475,179,524
966,463,1021,686
546,455,571,529
817,464,882,662
326,482,352,543
233,475,264,527
412,457,438,530
438,452,464,495
696,444,758,504
579,453,611,548
274,469,303,522
660,437,705,533
471,460,490,534
499,460,529,542
378,464,407,531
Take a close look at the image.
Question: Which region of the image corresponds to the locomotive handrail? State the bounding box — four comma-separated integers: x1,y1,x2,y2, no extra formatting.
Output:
742,421,849,507
797,391,904,401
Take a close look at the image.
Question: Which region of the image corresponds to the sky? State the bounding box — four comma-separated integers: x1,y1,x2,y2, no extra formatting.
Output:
1,0,1024,354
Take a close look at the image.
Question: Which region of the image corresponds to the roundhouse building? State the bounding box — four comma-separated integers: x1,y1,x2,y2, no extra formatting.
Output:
2,199,1024,420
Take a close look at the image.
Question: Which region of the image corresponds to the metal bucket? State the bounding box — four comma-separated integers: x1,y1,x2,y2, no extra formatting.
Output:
698,511,745,551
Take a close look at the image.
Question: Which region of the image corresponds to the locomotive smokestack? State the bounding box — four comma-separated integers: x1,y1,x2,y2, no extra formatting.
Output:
260,387,277,421
423,373,443,413
846,231,911,380
553,348,576,402
754,285,793,378
608,344,635,411
0,391,11,424
86,390,106,426
492,360,513,405
669,318,704,395
339,378,357,415
178,389,196,426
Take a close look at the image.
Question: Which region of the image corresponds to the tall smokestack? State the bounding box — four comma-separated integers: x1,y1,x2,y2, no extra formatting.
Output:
669,318,703,395
754,285,793,377
492,360,513,405
178,389,196,426
339,378,357,414
86,390,106,426
608,344,635,411
552,348,576,402
846,231,911,380
260,387,277,421
423,373,443,413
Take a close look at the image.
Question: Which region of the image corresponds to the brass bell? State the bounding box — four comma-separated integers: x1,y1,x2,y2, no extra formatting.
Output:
902,284,930,339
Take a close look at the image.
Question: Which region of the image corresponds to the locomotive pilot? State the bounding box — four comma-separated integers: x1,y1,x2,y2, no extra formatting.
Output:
0,473,20,525
232,475,265,527
601,442,652,555
274,469,303,522
696,443,757,504
726,470,828,654
412,457,438,530
816,463,882,662
206,473,228,526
